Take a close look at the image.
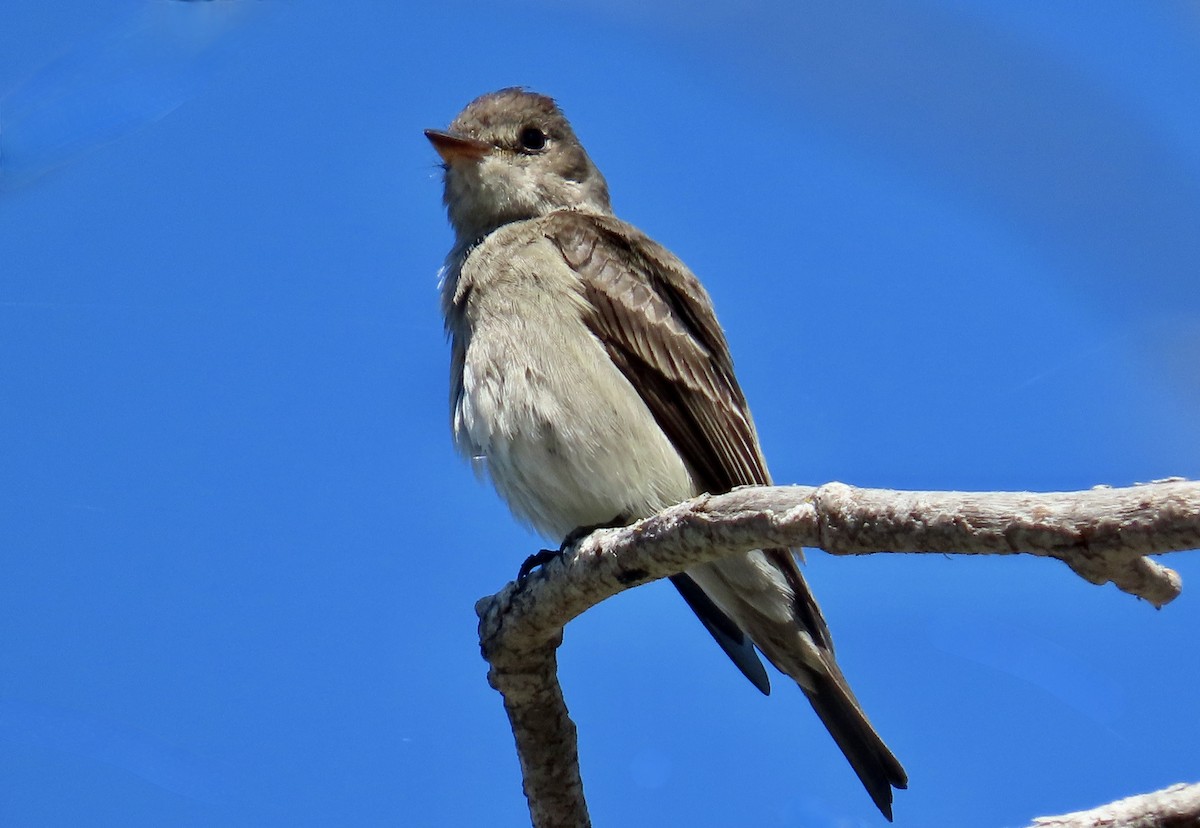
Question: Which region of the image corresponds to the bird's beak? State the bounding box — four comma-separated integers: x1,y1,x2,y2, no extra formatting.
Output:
425,129,491,164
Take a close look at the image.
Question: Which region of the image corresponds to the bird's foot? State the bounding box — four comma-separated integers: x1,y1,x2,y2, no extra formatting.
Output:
515,517,628,583
516,548,562,583
560,515,628,550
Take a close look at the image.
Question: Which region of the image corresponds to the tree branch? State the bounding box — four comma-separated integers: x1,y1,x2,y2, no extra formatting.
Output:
1029,781,1200,827
475,479,1200,828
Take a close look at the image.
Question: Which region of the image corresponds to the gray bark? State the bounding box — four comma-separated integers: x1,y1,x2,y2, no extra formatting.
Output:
1031,781,1200,827
475,479,1200,828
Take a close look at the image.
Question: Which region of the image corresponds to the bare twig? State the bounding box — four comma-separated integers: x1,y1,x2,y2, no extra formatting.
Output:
1030,781,1200,827
475,479,1200,828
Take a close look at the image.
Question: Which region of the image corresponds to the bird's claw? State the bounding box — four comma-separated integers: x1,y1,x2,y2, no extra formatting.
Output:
516,548,562,583
516,518,625,584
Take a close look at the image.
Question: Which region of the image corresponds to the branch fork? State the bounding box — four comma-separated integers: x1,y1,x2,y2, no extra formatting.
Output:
476,479,1200,828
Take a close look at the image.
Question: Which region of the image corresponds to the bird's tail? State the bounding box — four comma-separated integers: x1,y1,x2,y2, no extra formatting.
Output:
800,663,908,821
760,547,908,819
685,549,906,819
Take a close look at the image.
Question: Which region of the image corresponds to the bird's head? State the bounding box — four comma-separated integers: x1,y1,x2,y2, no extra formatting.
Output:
426,88,612,243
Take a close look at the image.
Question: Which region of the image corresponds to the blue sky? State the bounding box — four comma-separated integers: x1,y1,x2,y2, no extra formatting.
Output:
2,1,1199,826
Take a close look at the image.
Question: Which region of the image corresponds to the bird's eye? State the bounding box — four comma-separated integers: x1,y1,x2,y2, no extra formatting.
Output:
518,127,547,152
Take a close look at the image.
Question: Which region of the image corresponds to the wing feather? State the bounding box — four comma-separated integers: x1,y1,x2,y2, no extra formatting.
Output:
545,212,767,493
543,211,834,651
541,211,905,815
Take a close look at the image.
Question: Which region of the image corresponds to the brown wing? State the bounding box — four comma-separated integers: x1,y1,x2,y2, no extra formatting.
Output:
544,211,767,492
541,211,831,651
542,212,907,817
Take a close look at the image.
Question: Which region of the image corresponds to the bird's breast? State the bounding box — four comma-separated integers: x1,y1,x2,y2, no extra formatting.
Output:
447,226,696,541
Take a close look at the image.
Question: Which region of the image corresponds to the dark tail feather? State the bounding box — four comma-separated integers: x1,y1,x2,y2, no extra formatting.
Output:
803,670,908,821
670,574,771,695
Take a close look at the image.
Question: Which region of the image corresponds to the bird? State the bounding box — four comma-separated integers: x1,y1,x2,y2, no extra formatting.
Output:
426,87,906,820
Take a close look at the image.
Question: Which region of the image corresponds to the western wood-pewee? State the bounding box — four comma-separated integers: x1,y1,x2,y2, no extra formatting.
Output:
426,88,906,819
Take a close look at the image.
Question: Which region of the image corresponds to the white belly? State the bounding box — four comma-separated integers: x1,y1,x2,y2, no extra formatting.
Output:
453,299,695,542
